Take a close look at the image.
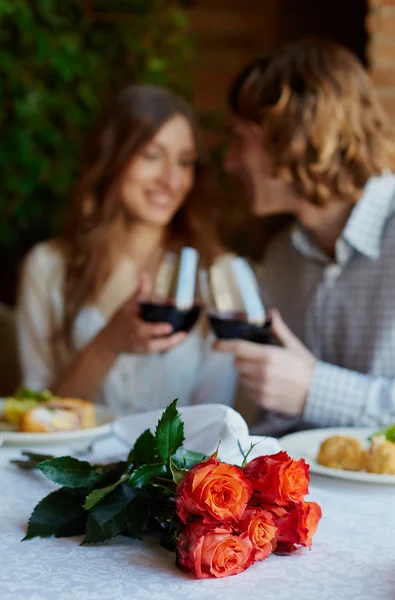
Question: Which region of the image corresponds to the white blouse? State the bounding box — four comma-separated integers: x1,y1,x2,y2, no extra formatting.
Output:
17,242,238,416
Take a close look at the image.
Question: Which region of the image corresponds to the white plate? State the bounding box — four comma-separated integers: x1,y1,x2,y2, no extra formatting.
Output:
0,405,114,446
280,427,395,485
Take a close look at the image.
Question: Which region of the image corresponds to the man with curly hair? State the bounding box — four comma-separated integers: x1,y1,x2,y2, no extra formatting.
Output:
218,38,395,435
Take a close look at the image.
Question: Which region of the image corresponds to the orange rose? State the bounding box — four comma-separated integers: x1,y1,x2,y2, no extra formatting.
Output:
176,457,252,524
273,501,322,553
177,521,255,579
234,507,278,561
244,451,309,507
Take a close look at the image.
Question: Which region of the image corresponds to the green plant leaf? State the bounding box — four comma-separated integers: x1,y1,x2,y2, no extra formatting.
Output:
38,456,100,488
169,8,188,29
83,479,124,511
127,464,167,489
125,491,151,539
0,0,195,252
171,448,207,470
11,451,55,470
169,456,187,485
160,519,181,552
23,488,87,540
82,484,139,544
129,428,157,466
155,399,184,462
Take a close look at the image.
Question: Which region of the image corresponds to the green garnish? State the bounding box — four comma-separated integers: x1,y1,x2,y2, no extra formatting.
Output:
13,388,57,403
369,423,395,442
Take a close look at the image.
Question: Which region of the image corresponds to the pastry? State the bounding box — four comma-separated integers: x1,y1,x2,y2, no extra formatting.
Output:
366,436,395,475
20,398,96,433
317,435,367,471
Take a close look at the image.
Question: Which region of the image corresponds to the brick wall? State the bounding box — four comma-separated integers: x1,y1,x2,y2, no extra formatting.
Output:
185,0,285,256
187,0,368,119
188,1,395,125
186,0,282,116
368,0,395,119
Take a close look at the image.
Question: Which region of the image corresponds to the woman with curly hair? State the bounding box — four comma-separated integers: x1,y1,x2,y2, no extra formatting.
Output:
17,84,236,414
219,38,395,434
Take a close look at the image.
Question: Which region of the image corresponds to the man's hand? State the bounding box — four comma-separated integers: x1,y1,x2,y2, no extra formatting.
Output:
214,310,316,416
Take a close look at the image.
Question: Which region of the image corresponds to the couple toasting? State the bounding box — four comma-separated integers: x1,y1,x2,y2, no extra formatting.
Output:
18,38,395,434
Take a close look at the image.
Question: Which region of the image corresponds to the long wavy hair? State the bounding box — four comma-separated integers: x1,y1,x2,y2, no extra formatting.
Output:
61,84,219,344
228,38,395,206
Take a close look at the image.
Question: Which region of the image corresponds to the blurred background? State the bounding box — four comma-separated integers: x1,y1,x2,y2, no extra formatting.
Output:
0,0,391,307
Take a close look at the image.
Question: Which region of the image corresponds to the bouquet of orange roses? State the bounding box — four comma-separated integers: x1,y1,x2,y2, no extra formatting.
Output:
17,400,322,580
176,452,322,578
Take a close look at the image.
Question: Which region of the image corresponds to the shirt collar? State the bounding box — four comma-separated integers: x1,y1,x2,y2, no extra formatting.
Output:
291,227,329,264
342,173,395,260
291,173,395,263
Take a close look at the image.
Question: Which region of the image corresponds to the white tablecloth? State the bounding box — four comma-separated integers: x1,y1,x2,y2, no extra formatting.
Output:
0,438,394,600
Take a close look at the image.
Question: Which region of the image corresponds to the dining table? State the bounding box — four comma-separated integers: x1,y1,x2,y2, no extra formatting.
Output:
0,434,394,600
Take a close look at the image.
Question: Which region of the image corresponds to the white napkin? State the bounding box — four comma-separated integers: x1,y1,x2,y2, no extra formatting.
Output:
112,404,281,466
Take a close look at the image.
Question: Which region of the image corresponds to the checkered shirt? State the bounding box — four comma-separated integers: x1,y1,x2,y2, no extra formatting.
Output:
259,172,395,429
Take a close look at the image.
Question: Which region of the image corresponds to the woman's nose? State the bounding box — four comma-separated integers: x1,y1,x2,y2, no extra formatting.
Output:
160,162,181,191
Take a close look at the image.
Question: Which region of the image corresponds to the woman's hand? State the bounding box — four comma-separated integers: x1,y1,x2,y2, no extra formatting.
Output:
214,310,316,416
98,279,187,357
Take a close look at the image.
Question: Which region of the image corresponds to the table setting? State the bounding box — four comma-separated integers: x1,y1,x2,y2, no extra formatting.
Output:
1,402,394,600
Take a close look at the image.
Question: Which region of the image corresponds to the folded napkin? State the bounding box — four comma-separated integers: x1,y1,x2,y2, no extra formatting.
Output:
112,404,281,466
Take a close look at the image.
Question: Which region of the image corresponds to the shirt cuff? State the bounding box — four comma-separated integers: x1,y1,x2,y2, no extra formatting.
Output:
303,360,391,428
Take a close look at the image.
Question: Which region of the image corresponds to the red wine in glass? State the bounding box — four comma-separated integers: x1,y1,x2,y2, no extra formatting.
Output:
201,256,275,345
208,311,274,344
139,301,201,333
138,247,201,408
139,247,201,332
201,256,279,426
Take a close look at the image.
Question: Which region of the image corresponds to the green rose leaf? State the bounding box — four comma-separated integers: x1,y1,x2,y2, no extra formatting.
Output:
125,491,151,539
155,399,184,462
171,448,207,470
23,488,87,540
82,484,139,544
129,428,158,466
169,456,187,485
11,451,55,470
83,479,124,511
127,463,167,489
39,456,100,488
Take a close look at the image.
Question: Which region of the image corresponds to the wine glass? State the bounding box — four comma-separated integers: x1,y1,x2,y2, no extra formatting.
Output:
200,256,274,344
138,247,201,408
199,255,277,427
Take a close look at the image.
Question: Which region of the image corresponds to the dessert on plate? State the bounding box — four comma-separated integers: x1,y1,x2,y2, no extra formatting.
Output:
366,436,395,475
317,435,367,471
317,425,395,475
0,388,95,433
